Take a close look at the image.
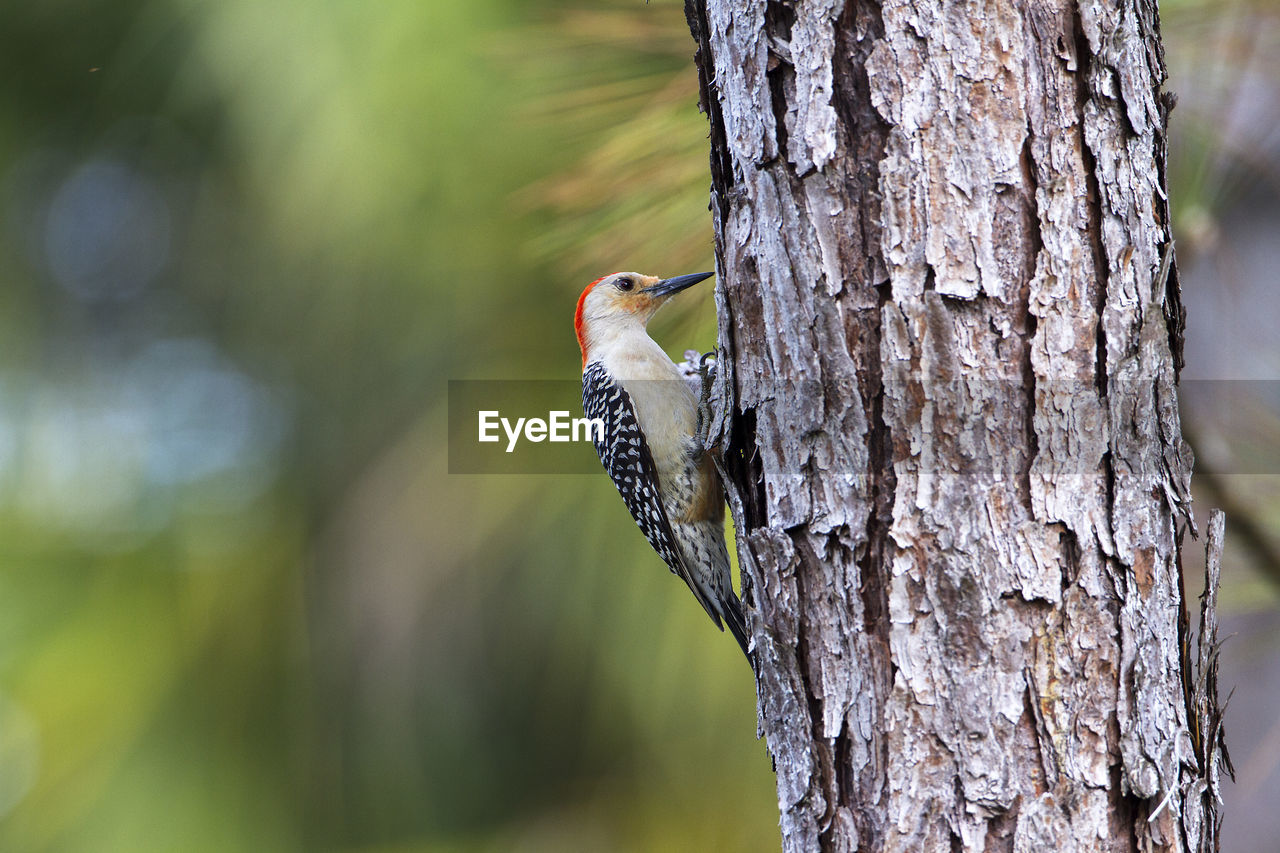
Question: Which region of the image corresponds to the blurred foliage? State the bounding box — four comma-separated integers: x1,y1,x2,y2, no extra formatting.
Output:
0,0,1278,851
1164,0,1280,258
0,1,762,851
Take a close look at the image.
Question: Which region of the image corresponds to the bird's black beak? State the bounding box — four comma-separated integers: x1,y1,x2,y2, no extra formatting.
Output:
642,272,714,297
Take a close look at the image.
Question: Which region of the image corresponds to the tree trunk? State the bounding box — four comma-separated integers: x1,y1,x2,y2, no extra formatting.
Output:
683,1,1227,850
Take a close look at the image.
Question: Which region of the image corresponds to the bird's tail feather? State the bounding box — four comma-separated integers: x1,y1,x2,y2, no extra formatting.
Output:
722,595,752,663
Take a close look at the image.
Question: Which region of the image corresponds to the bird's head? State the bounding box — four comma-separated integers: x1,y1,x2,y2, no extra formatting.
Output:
575,271,713,365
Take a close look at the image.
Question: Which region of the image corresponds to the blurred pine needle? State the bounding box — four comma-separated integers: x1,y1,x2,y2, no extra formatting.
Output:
501,2,715,282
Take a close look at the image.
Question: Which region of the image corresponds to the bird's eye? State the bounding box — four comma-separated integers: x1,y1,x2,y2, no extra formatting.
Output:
615,277,634,292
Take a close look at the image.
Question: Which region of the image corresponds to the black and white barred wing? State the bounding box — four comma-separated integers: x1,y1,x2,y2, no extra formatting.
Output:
581,362,687,576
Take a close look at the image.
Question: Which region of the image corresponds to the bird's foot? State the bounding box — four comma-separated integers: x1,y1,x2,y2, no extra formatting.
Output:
697,350,717,450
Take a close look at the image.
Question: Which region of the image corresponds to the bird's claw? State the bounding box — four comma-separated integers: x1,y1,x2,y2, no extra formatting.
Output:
697,351,717,450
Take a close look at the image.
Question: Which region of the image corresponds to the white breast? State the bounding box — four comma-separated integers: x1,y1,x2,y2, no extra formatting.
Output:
594,328,698,477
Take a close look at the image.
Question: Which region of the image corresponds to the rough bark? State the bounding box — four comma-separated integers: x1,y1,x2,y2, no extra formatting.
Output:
683,0,1227,850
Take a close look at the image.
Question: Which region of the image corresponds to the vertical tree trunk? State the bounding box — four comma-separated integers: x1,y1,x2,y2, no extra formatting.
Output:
683,1,1227,850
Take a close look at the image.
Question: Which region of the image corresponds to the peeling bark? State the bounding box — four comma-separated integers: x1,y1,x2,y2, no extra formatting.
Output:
684,1,1226,850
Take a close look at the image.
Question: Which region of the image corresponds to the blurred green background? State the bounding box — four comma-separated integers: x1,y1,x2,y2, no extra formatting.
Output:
0,1,1277,851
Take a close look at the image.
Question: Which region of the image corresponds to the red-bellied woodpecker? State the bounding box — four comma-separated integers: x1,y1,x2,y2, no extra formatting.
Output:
575,271,749,658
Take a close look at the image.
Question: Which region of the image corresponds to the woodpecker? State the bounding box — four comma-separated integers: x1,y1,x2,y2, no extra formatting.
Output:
576,270,749,658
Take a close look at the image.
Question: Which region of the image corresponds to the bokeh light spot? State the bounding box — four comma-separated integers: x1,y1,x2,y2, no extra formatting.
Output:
44,159,171,302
